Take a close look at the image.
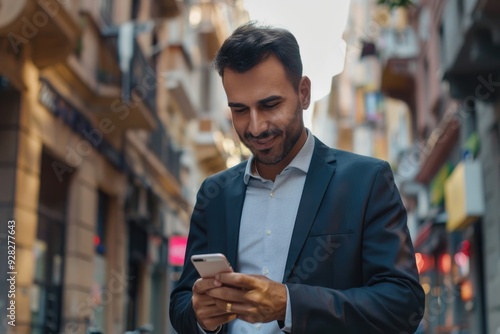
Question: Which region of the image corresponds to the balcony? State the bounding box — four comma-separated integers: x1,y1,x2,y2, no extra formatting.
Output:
162,40,199,120
165,69,197,120
44,40,156,132
0,0,81,68
442,0,500,99
127,43,157,115
377,27,419,111
190,1,232,61
125,130,185,208
93,40,157,131
194,119,227,174
149,124,182,182
150,0,181,19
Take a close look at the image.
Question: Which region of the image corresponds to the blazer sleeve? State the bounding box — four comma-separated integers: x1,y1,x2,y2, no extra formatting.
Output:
286,161,425,334
169,179,213,334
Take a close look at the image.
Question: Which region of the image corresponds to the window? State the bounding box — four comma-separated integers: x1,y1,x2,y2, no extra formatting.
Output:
95,191,109,255
91,191,110,331
32,151,71,334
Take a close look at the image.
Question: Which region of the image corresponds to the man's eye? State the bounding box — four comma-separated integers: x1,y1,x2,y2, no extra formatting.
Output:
233,108,248,114
264,103,279,109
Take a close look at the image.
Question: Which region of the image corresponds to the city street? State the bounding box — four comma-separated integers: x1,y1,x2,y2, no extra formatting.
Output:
0,0,499,333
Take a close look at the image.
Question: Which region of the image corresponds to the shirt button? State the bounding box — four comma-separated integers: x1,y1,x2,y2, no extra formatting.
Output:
270,192,275,198
263,268,269,275
266,230,271,236
256,324,262,330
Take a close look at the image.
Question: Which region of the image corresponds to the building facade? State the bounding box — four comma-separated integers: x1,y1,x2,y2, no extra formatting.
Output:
312,0,414,168
314,0,499,333
379,0,500,333
0,1,247,333
441,1,500,332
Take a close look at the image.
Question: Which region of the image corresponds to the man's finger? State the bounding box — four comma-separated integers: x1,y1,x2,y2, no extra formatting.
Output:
213,299,255,314
206,286,247,302
192,277,218,293
215,272,263,289
193,293,217,307
196,303,231,318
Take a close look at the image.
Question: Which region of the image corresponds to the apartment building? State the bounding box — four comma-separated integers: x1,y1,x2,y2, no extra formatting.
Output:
0,1,247,333
380,0,500,333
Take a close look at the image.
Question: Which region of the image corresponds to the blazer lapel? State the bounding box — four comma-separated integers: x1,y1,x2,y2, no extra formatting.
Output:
283,138,337,282
225,169,247,269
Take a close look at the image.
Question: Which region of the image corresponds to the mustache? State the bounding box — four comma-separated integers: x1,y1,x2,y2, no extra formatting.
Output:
244,129,282,141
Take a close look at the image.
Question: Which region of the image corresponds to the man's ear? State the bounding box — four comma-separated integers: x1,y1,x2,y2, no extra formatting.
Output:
299,76,311,110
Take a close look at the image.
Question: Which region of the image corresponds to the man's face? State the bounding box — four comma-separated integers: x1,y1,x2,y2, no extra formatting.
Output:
223,55,311,165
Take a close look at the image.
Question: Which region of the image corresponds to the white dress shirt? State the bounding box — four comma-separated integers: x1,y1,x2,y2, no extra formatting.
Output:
228,130,315,333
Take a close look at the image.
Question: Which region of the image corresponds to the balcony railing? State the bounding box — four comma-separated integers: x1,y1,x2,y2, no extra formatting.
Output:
149,124,182,181
125,41,157,114
97,38,121,86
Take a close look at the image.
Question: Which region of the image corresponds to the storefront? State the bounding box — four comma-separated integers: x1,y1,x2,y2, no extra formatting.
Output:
443,155,487,334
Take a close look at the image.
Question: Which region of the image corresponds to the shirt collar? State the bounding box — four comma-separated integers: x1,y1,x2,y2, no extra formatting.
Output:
243,128,315,184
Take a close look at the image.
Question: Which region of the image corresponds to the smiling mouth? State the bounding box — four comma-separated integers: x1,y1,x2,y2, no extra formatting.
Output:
251,135,277,150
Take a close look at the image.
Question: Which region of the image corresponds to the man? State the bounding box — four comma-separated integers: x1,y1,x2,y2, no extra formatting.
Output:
170,22,425,334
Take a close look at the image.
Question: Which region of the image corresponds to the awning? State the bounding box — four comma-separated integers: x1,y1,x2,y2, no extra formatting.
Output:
415,113,460,184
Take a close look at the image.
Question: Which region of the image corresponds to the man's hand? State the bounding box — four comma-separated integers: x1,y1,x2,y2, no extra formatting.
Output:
207,273,287,324
192,277,237,331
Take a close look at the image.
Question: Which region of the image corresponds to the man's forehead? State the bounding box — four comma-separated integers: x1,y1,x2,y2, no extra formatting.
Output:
222,57,291,99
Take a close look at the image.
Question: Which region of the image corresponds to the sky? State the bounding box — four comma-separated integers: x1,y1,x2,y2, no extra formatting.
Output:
243,0,352,110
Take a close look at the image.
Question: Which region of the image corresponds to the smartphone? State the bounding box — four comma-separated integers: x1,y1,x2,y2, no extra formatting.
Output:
191,253,233,278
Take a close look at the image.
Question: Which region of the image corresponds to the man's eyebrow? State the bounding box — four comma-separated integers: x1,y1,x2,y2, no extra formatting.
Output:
227,96,282,108
258,95,282,104
228,102,247,108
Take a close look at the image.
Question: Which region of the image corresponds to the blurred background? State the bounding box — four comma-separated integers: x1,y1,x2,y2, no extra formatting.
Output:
0,0,499,333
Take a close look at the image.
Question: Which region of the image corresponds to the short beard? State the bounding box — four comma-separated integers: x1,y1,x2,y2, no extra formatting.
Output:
243,103,304,166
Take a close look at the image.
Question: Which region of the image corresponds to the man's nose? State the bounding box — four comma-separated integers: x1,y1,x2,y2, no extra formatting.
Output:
248,109,267,136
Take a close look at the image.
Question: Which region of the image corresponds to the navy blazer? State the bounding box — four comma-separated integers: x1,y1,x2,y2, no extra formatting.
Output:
170,137,425,334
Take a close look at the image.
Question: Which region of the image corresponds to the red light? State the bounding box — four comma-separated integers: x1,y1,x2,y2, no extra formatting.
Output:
461,279,473,302
455,252,468,267
94,235,101,246
415,252,433,274
460,240,471,257
439,253,451,274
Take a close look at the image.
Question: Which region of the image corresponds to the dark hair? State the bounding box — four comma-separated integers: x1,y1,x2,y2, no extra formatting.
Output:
213,21,303,91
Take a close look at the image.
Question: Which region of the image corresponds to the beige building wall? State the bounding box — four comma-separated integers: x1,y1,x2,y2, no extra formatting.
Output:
5,37,128,333
1,1,249,333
